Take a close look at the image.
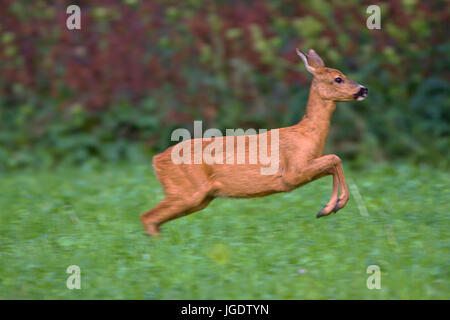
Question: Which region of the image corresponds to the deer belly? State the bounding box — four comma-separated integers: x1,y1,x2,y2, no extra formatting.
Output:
210,163,284,198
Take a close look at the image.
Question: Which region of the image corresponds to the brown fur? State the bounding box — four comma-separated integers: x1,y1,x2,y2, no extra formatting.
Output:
140,49,367,236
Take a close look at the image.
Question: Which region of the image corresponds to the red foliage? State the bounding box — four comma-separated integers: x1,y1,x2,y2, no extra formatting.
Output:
0,0,446,113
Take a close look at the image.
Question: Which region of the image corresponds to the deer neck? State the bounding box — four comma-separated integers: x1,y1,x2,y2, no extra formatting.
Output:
297,79,336,147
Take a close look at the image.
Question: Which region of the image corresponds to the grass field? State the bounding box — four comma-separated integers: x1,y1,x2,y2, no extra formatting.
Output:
0,162,448,299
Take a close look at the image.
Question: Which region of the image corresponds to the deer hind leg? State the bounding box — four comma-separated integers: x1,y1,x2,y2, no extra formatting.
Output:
140,193,212,236
140,197,173,236
141,160,213,236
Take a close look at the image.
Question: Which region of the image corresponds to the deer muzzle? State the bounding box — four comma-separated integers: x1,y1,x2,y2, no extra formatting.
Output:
354,87,368,101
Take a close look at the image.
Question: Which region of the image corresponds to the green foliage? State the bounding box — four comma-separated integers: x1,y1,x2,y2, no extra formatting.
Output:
0,163,448,299
0,98,164,170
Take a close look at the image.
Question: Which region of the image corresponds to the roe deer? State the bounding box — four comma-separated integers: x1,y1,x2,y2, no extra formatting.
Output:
141,49,368,236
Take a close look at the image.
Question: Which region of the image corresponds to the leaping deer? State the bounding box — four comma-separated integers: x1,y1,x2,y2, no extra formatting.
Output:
141,49,368,236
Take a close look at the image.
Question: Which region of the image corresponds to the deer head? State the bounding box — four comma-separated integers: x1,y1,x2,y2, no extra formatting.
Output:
296,49,368,101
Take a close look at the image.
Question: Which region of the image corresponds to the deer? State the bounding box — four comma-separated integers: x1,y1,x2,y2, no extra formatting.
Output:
140,49,368,236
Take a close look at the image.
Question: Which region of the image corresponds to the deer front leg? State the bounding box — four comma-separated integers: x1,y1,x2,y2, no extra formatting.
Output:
282,154,346,218
331,162,349,212
317,168,340,217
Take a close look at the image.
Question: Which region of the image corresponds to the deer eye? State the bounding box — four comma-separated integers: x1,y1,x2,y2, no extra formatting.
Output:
334,77,343,83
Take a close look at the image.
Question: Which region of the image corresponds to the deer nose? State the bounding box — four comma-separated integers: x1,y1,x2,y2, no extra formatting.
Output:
354,86,368,100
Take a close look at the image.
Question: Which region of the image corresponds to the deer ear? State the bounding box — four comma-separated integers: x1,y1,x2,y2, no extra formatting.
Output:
307,49,325,68
296,48,314,73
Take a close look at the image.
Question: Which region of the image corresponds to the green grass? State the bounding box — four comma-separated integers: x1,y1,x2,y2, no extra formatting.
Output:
0,162,448,299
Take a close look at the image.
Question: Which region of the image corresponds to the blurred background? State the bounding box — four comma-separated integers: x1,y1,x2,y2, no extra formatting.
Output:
0,0,449,300
0,0,448,170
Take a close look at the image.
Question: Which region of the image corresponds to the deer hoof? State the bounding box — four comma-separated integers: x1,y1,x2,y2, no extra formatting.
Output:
144,231,162,238
333,199,340,213
317,209,326,218
143,223,161,237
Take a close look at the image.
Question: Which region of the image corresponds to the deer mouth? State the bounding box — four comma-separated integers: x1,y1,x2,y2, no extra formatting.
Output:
354,87,368,101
